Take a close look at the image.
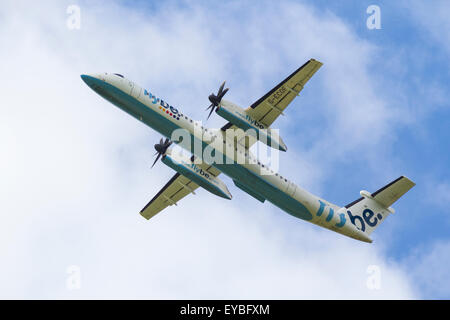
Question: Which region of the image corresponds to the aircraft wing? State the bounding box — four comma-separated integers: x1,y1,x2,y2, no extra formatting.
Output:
221,58,322,148
140,161,221,220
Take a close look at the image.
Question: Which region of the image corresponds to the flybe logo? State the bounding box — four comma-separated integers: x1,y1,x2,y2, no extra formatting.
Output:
236,111,265,129
144,89,180,120
316,201,384,232
245,114,265,129
189,163,211,180
346,208,383,232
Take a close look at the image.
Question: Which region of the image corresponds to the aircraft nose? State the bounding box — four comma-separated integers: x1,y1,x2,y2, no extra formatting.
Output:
80,74,98,87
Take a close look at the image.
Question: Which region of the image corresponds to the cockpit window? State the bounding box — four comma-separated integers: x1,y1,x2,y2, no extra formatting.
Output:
113,73,124,78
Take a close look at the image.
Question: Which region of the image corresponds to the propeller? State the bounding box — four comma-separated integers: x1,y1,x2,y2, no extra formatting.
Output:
151,137,172,168
206,81,229,119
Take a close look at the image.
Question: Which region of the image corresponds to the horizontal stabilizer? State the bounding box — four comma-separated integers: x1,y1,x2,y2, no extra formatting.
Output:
343,176,416,236
370,176,415,208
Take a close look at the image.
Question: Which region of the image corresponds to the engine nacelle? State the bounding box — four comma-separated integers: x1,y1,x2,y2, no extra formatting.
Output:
217,100,287,151
161,150,232,200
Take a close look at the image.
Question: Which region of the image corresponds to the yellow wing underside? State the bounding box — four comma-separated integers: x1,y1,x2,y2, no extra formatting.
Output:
140,162,221,219
221,58,323,149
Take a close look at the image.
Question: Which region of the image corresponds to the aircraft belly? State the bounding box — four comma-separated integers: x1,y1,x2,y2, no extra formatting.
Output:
216,162,313,221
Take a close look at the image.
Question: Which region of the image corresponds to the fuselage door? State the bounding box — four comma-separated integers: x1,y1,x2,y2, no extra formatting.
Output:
130,82,142,99
286,181,297,196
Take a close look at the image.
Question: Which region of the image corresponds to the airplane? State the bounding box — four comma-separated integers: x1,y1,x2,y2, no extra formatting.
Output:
81,58,415,243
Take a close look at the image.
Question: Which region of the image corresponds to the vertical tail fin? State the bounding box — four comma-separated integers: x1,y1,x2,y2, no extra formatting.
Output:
344,176,415,235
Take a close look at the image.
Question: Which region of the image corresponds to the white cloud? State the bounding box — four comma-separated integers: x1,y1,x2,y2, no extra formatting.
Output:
406,0,450,55
403,241,450,299
0,0,422,298
426,180,450,204
434,182,450,206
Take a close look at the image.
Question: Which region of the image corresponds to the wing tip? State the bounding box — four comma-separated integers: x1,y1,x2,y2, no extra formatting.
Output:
139,211,151,220
310,58,323,66
401,175,416,187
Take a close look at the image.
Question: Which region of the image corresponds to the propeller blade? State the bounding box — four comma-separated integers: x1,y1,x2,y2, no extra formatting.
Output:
151,137,173,168
218,87,229,99
206,81,229,120
218,81,226,96
207,106,215,120
151,153,161,168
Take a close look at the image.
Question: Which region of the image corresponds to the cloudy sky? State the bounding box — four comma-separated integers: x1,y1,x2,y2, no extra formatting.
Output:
0,0,449,299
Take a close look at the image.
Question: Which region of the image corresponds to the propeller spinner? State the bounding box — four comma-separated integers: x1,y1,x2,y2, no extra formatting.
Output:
206,81,229,119
151,137,172,168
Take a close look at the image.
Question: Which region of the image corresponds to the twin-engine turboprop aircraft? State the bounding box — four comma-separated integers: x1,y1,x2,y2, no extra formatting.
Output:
81,59,415,243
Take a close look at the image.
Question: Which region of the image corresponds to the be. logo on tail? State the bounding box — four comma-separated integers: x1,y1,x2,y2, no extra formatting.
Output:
346,209,383,232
